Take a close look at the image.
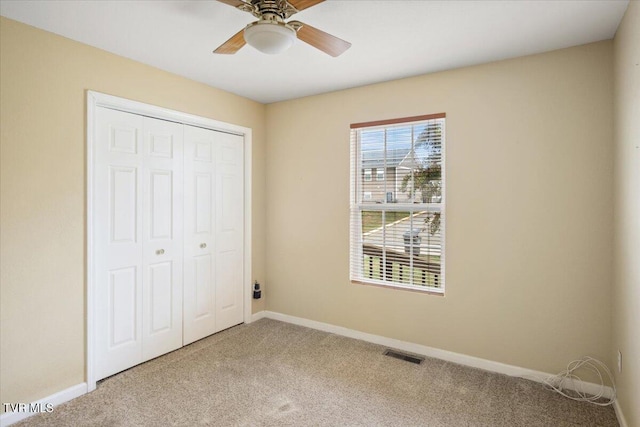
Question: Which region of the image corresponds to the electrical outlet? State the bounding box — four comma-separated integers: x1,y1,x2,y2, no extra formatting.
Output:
617,350,622,373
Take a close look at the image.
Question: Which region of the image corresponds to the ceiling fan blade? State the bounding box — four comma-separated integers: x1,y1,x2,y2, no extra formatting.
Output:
291,21,351,57
213,29,246,54
288,0,325,12
216,0,247,8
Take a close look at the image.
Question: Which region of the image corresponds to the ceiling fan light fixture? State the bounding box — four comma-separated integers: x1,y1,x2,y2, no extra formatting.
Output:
244,21,296,55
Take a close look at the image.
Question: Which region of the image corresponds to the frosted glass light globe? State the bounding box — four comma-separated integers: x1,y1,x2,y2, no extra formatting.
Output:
244,22,296,55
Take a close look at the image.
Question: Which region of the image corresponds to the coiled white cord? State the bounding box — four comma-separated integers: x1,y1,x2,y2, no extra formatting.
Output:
540,356,616,406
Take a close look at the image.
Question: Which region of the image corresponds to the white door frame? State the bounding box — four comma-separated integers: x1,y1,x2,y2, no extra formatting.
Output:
86,90,253,391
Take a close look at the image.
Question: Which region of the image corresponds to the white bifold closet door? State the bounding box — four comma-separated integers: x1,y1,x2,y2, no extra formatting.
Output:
93,106,245,381
183,126,244,345
94,107,184,380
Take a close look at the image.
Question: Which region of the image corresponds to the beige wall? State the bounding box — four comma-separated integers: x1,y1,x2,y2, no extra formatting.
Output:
265,42,614,377
613,1,640,425
0,17,266,406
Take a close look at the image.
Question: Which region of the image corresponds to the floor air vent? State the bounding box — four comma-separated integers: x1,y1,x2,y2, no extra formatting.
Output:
383,349,424,365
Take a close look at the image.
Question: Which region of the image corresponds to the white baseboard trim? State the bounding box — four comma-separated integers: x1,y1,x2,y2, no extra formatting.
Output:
0,383,87,427
613,400,629,427
250,311,266,323
258,310,615,401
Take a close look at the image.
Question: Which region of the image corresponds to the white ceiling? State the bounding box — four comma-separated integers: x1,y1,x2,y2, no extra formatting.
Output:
0,0,629,104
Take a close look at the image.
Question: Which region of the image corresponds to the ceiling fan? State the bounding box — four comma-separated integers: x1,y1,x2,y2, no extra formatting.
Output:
213,0,351,57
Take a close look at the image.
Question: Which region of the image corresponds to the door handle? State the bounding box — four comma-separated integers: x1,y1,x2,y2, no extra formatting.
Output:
156,249,165,255
200,243,207,249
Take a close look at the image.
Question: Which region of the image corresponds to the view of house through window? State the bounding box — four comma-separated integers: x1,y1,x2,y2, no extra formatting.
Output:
350,114,445,292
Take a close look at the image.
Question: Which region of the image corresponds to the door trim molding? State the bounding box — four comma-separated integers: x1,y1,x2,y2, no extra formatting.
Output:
86,90,253,392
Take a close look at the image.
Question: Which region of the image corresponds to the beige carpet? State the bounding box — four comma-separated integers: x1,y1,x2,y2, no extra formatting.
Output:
18,319,618,426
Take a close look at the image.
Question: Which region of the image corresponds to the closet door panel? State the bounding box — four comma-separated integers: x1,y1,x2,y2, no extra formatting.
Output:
183,126,217,345
141,117,184,361
215,133,244,332
148,262,173,332
194,254,213,316
108,267,138,346
94,107,144,380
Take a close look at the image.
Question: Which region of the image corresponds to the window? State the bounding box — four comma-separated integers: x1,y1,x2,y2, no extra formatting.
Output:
350,114,445,293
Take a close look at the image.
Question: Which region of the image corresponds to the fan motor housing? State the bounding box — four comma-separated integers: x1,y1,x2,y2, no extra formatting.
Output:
246,0,298,20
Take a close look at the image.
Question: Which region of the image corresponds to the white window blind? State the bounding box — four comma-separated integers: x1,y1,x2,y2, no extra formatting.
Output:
350,114,445,293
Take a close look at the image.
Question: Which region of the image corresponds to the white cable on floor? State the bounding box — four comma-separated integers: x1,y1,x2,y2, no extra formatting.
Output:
539,356,616,406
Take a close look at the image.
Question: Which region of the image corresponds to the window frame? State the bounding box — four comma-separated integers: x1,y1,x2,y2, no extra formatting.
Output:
350,113,446,295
